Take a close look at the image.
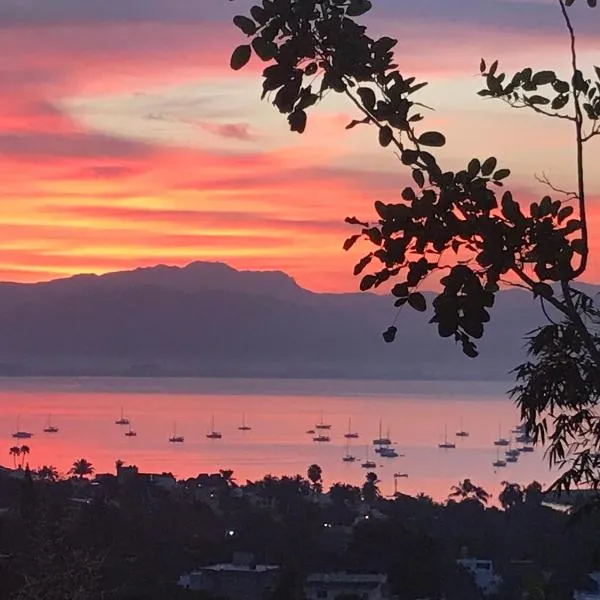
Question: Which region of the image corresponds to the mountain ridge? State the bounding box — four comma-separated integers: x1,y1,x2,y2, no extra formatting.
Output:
0,261,596,380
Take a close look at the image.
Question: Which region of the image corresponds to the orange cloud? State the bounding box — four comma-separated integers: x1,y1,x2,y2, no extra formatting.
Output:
0,8,598,293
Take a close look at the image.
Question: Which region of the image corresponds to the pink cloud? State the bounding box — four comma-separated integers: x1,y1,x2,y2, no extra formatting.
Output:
197,122,256,142
0,6,598,292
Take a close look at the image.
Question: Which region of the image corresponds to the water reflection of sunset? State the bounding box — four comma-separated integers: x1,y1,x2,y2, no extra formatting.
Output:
0,378,552,502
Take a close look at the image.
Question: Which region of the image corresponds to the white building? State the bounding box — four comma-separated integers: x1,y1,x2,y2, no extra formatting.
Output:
457,558,502,596
574,572,600,599
304,572,390,600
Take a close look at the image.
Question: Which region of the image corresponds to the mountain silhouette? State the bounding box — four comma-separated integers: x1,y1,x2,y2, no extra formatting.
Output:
0,261,594,379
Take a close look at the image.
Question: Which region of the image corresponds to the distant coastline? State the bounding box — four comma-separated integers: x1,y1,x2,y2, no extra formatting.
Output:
0,365,511,382
0,260,584,384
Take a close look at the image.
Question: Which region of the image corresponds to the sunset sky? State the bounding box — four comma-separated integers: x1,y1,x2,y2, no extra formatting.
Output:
2,0,600,292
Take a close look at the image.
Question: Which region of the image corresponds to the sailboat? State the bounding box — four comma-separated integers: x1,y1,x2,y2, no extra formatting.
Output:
206,416,222,440
313,433,330,442
12,416,33,439
373,419,391,446
493,448,507,468
168,423,184,443
493,424,510,446
455,417,469,438
438,425,456,449
115,407,130,426
380,446,400,458
361,445,376,469
125,424,137,437
505,443,519,459
315,410,332,430
344,418,359,439
43,414,59,434
238,413,251,431
342,440,356,462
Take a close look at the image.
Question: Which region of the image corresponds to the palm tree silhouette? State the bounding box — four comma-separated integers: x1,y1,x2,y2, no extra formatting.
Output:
219,469,236,488
448,478,490,505
69,458,94,479
19,445,30,469
362,471,381,504
498,481,524,510
9,446,20,468
37,465,59,482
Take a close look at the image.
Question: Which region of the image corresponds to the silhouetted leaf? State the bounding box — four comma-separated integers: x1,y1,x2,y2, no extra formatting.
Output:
527,95,550,105
408,292,426,312
343,234,361,251
573,70,589,93
357,87,376,110
346,116,370,130
345,216,369,227
379,126,393,147
563,219,582,234
401,187,416,201
252,37,276,61
353,255,372,275
288,110,307,133
392,283,409,298
532,70,556,85
360,274,377,291
401,149,419,165
412,169,425,188
462,341,479,358
551,95,569,110
304,62,318,76
347,0,372,17
467,158,480,178
382,326,397,343
558,206,574,223
479,58,486,73
250,5,267,24
493,168,510,181
481,157,497,176
233,15,257,35
230,45,252,70
417,131,446,147
374,36,397,54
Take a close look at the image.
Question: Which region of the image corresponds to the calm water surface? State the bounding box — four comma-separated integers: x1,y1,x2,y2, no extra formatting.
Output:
0,377,553,501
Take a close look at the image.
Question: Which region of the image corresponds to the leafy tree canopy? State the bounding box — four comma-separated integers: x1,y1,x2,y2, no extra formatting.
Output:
230,0,600,497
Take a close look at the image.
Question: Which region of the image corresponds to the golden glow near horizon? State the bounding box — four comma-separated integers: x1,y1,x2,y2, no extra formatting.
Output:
1,7,599,291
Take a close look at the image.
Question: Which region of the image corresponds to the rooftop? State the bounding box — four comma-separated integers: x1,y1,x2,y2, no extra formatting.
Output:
306,572,387,585
194,564,279,573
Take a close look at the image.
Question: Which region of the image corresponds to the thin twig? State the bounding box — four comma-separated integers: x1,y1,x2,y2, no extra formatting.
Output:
582,122,600,142
504,97,575,121
540,296,559,325
535,171,577,199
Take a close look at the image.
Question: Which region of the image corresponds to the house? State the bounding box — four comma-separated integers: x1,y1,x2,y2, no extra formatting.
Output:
457,558,502,596
304,572,390,600
115,462,176,491
178,552,280,600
